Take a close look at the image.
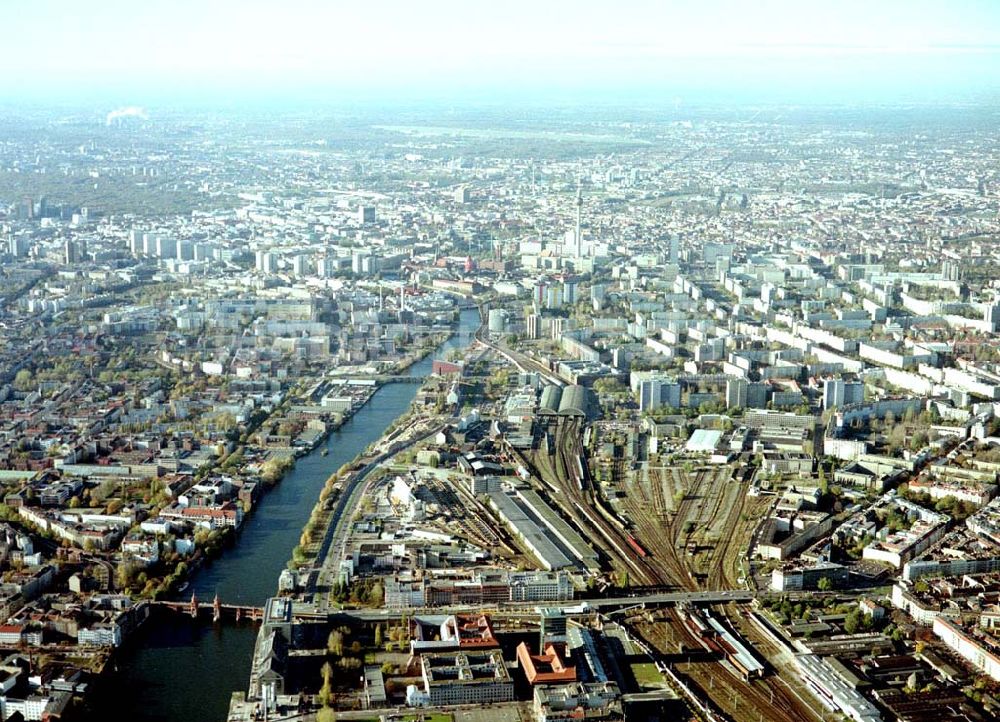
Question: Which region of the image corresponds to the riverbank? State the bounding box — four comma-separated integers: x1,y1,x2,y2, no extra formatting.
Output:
391,330,453,374
105,379,382,606
93,308,482,722
86,384,428,721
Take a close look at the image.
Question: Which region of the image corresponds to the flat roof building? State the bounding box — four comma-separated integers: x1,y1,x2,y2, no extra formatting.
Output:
410,649,514,707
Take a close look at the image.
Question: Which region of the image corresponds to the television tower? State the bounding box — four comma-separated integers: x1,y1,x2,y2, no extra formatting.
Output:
575,179,583,250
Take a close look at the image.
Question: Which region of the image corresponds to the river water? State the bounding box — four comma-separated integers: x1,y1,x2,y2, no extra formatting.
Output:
93,308,480,722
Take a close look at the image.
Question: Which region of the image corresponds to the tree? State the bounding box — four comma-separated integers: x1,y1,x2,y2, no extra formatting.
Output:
261,457,294,484
12,369,33,392
374,624,383,647
317,709,336,722
817,577,832,592
116,561,139,590
318,661,333,707
844,610,863,635
327,629,344,656
367,580,384,607
92,479,117,505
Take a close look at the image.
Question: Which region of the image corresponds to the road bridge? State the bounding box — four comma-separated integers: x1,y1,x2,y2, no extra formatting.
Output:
330,589,755,621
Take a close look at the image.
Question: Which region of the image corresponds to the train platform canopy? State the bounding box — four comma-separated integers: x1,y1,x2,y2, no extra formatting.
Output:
557,385,596,419
685,429,723,453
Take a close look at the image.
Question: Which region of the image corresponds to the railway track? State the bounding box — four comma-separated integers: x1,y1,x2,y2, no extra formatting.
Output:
539,419,667,586
612,458,822,722
426,477,503,550
635,609,820,722
631,466,700,591
705,481,748,590
726,604,827,722
615,463,755,595
648,466,667,518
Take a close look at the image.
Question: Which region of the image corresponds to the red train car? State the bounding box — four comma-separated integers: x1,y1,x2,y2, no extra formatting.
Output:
625,534,649,558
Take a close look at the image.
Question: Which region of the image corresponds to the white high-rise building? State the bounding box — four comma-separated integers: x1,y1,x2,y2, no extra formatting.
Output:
155,236,176,259
176,240,194,261
255,250,277,274
942,260,960,282
985,303,1000,332
63,239,78,265
526,313,540,340
563,281,578,306
639,379,662,412
352,251,378,274
726,378,748,410
823,379,845,411
8,235,29,257
823,379,862,411
291,255,310,277
314,257,329,278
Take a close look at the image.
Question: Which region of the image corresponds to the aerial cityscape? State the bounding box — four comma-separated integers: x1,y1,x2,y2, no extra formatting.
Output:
2,2,1000,722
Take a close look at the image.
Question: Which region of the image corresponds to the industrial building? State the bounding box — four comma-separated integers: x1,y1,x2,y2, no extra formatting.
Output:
487,487,599,571
794,653,883,722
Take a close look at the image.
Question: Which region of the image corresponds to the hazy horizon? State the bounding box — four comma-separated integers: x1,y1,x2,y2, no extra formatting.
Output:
3,0,1000,107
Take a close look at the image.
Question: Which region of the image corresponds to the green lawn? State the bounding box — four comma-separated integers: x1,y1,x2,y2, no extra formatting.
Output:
631,662,664,687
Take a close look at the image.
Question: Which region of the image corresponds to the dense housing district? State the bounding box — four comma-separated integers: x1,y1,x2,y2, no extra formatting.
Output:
0,106,999,722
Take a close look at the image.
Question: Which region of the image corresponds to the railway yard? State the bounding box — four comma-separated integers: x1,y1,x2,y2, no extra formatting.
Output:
355,414,774,604
517,418,827,722
521,418,771,595
626,604,824,722
525,417,672,586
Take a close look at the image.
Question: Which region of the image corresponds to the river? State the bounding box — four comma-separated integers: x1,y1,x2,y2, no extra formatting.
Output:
92,307,480,722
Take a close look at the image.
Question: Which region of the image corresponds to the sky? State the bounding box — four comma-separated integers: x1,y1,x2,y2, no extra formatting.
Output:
3,0,1000,105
